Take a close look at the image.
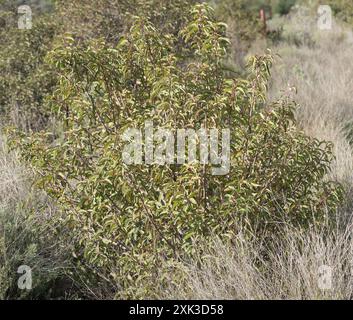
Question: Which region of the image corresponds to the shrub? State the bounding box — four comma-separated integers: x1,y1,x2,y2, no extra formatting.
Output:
0,0,200,132
55,0,199,43
326,0,353,25
0,2,57,131
276,0,296,15
213,0,262,68
9,3,343,298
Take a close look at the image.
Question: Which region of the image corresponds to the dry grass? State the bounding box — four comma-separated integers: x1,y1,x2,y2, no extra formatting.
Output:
267,6,353,189
0,135,28,208
162,217,353,300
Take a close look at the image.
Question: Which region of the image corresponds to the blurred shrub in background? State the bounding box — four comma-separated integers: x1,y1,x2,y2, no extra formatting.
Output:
326,0,353,25
213,0,262,68
276,0,296,15
0,0,57,130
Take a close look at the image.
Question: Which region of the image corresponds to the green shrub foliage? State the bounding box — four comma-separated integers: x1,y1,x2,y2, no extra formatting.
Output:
55,0,199,43
9,4,342,297
276,0,296,15
0,0,199,132
213,0,262,68
0,4,57,130
326,0,353,25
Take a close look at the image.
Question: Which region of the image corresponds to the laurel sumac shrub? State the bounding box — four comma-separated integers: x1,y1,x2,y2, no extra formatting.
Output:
10,4,343,298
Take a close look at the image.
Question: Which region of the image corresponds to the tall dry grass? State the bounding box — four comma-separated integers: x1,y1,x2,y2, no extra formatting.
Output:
162,217,353,300
0,135,28,211
267,6,353,190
